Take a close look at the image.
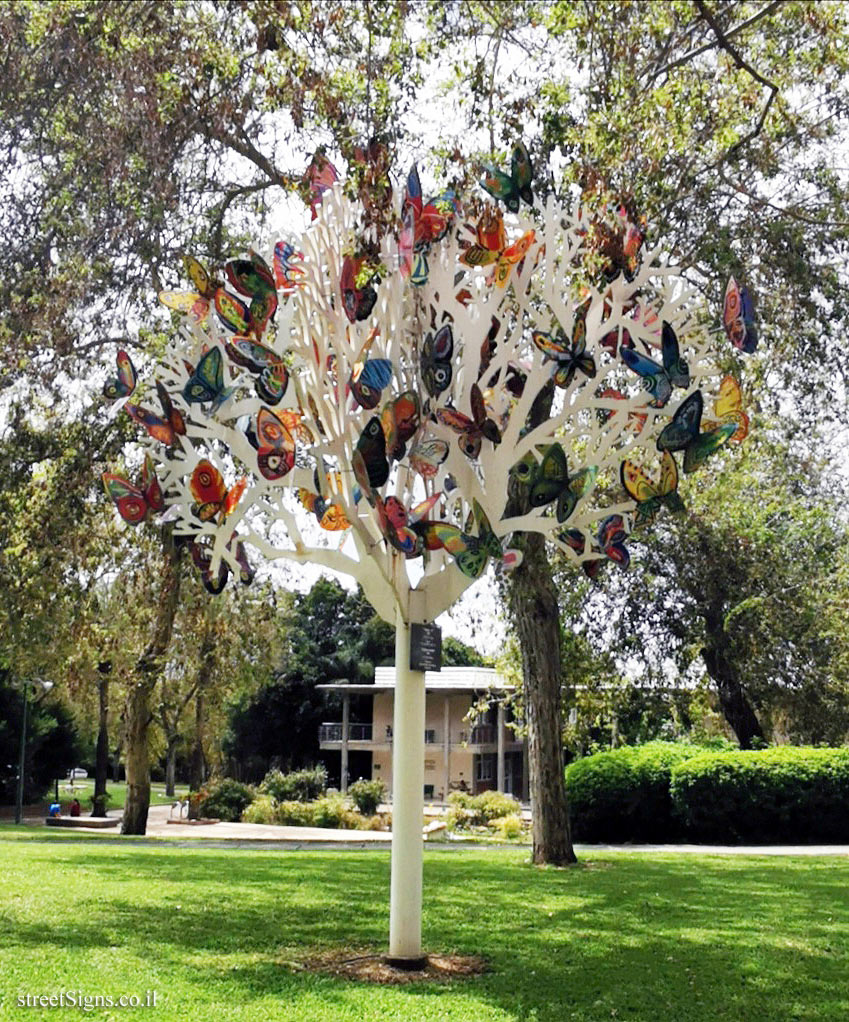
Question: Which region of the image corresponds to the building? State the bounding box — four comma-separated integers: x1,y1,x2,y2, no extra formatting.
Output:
318,666,528,802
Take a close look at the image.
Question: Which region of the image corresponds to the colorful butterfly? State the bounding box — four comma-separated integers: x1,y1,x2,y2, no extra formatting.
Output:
224,336,289,405
225,252,275,299
102,455,165,525
182,347,236,414
723,277,758,354
349,357,393,410
511,444,598,523
214,288,252,335
480,141,534,213
188,540,230,595
460,208,535,288
415,500,518,579
297,482,351,531
125,381,187,447
381,391,420,461
352,417,389,493
437,383,502,460
408,437,450,479
102,349,137,400
248,407,296,481
340,254,379,323
602,206,646,283
702,376,749,443
183,254,221,299
224,251,278,337
532,310,596,389
375,493,441,558
597,514,630,569
620,450,685,527
421,324,454,398
621,321,689,408
189,460,247,523
656,390,737,473
273,240,305,292
158,290,210,323
400,166,462,266
304,150,339,220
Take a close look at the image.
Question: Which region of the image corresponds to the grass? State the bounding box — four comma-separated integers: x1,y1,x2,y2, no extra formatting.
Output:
1,832,848,1021
48,780,190,810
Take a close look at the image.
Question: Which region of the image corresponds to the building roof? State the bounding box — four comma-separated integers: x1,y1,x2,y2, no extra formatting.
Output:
317,665,513,696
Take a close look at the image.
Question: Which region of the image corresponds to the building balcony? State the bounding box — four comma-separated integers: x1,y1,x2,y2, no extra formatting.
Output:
319,722,523,752
319,723,373,745
318,724,441,747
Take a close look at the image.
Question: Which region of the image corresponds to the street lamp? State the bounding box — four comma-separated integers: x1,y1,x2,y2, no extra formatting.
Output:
15,678,54,825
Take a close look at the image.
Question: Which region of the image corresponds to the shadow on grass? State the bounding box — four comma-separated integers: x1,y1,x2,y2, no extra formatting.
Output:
3,841,849,1021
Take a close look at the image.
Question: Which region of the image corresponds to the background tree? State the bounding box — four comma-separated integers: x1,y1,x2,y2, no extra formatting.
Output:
586,433,849,748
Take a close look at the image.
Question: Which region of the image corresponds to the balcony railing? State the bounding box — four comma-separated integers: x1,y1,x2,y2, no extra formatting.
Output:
318,723,373,743
470,725,497,745
319,724,441,744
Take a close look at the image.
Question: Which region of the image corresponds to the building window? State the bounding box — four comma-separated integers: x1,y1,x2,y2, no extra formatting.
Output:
475,754,495,782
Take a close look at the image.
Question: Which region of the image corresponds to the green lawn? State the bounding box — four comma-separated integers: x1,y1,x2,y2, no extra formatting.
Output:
48,780,190,810
1,833,847,1021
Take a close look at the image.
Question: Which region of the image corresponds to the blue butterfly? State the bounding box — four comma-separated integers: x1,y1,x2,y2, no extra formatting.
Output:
182,347,236,414
621,322,689,408
349,358,393,410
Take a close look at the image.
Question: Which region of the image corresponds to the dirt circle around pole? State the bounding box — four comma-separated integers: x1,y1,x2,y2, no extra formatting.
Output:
294,949,488,984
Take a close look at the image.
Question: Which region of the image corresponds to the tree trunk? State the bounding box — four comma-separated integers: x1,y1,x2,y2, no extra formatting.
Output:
509,531,577,865
702,641,764,749
122,529,183,836
164,736,178,798
189,627,215,790
122,681,152,833
190,690,206,791
91,670,110,817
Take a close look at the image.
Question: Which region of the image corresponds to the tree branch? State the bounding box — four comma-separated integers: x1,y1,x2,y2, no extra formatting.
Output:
649,1,784,82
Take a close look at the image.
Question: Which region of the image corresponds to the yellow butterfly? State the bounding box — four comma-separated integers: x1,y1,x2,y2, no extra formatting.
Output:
703,376,749,443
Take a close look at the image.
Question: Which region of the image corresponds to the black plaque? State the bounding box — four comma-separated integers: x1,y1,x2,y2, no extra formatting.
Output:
410,623,442,672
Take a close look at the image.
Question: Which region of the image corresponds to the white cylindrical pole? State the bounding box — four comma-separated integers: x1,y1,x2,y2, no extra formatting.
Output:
388,606,426,964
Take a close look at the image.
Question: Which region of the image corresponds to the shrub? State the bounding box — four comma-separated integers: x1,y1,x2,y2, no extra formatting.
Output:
192,778,255,822
670,746,849,843
491,814,524,840
566,741,708,842
446,790,521,828
274,800,318,827
241,795,276,824
260,765,327,802
348,778,386,816
312,794,362,829
473,790,521,823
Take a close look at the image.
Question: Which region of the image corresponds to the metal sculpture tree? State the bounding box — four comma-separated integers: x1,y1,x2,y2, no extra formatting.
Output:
105,152,749,961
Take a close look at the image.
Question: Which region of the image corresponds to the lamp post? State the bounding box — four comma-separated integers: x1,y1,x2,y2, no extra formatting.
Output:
15,678,54,825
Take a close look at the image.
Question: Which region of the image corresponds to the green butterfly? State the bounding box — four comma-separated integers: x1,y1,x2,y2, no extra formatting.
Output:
657,391,736,473
511,444,598,523
415,500,516,579
480,141,534,214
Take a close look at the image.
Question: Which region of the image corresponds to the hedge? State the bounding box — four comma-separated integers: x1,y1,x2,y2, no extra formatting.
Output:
566,742,717,842
670,746,849,843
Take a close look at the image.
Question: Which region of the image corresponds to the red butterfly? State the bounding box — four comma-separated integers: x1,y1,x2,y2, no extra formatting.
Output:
124,382,186,447
437,383,502,460
102,455,165,525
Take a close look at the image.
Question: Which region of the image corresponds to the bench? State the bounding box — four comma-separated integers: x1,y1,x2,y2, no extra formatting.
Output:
46,816,120,829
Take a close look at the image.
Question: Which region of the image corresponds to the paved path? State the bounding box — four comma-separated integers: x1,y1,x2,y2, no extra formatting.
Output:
78,807,849,854
12,805,849,854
